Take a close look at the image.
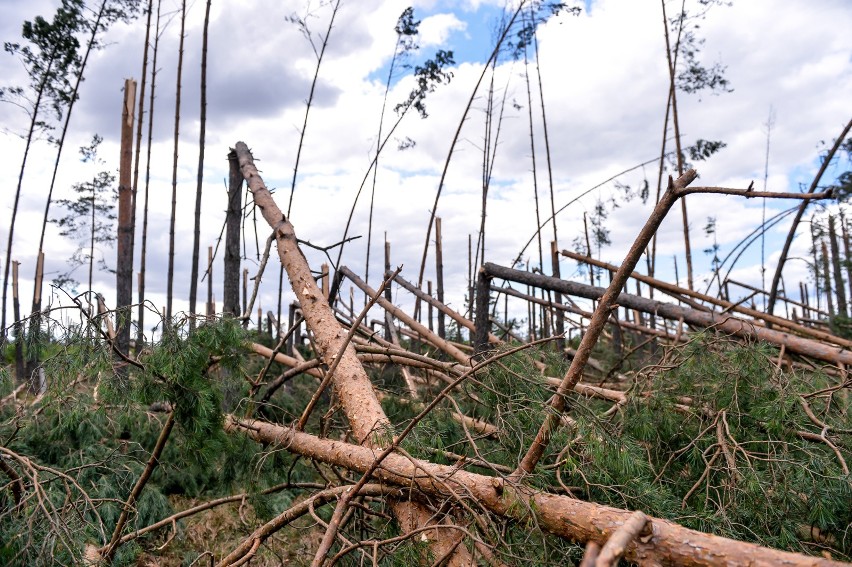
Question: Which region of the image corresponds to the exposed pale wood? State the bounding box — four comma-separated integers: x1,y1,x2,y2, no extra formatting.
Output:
226,416,847,567
116,79,136,355
341,266,471,365
233,142,471,565
563,250,852,349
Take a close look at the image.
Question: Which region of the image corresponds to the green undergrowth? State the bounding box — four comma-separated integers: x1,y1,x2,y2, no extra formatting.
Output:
0,317,316,565
1,319,850,565
397,334,851,562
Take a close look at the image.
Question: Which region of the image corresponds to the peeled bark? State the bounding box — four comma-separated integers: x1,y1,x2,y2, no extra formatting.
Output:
225,416,847,567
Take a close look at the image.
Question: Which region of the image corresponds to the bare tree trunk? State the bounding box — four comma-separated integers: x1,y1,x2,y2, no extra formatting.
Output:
116,79,137,356
137,0,162,349
34,0,111,321
2,60,55,340
189,0,212,329
383,237,392,341
223,150,242,316
435,217,445,339
840,209,852,305
828,215,847,316
551,240,565,352
166,0,186,321
822,240,835,317
661,0,693,291
12,262,24,383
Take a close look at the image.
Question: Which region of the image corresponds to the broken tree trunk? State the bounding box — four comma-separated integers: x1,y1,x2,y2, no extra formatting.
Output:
340,266,471,365
389,270,500,345
563,250,852,349
225,416,848,567
483,262,852,367
232,142,471,565
116,78,136,357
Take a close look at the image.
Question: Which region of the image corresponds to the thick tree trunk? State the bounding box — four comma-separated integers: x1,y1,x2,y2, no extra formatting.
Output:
116,79,136,356
232,142,472,565
226,416,847,567
223,151,242,316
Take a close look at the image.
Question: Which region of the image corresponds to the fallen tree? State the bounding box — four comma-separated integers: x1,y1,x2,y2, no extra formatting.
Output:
224,415,850,567
232,141,472,565
480,262,852,366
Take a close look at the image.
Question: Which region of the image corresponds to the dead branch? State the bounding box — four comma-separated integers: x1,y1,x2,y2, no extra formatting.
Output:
595,510,650,567
340,266,471,365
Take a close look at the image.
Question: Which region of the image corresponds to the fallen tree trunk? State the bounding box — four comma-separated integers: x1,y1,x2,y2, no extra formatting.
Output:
233,142,471,565
340,266,471,365
483,262,852,367
389,270,501,344
225,416,848,567
562,249,852,350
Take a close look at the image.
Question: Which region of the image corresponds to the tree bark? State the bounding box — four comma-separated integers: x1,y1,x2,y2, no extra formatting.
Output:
189,0,212,329
484,261,852,367
166,0,186,321
232,142,472,565
562,249,852,349
116,79,136,356
828,215,847,317
223,151,242,316
226,416,848,567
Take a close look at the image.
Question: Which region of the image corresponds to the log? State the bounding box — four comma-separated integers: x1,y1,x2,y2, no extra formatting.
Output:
233,142,471,564
562,250,852,350
483,262,852,367
225,416,848,567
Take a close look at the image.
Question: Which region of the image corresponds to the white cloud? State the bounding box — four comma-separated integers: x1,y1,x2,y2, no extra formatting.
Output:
0,0,850,331
418,13,466,48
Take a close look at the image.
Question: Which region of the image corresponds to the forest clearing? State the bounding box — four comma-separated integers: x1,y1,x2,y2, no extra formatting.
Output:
1,0,851,565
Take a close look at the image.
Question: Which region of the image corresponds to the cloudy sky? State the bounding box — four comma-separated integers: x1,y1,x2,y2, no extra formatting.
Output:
1,0,850,336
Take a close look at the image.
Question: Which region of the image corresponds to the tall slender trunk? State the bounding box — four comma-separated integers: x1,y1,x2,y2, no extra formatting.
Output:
1,58,55,339
33,1,109,318
840,209,852,305
821,240,834,317
522,8,544,272
828,215,847,316
189,0,212,329
166,0,186,321
661,0,693,291
137,0,162,347
223,151,242,316
130,0,154,347
89,181,95,298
